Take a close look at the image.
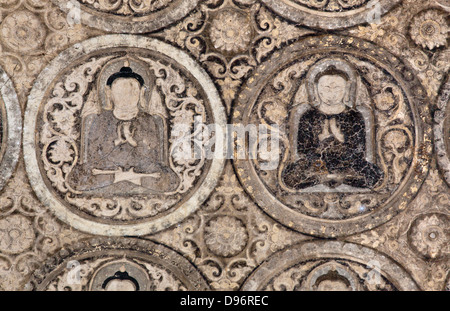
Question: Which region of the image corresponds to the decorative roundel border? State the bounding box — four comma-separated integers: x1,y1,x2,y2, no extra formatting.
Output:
0,66,21,192
28,237,211,291
434,74,450,185
23,35,227,236
232,34,432,238
51,0,199,34
240,240,420,291
260,0,401,30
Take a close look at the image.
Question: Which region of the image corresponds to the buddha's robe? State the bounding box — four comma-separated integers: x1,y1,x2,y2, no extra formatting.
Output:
68,110,178,194
283,107,383,189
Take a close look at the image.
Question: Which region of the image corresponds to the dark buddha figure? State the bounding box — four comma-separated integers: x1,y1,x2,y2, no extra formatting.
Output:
282,61,383,190
68,61,179,194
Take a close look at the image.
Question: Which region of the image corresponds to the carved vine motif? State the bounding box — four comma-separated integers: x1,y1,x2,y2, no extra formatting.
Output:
39,54,209,220
79,0,174,15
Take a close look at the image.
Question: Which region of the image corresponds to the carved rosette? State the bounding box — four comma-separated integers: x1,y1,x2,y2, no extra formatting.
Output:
233,35,431,237
241,241,420,291
203,215,249,257
409,9,449,50
51,0,199,33
0,215,35,254
27,238,210,291
0,10,47,54
23,35,226,236
260,0,401,30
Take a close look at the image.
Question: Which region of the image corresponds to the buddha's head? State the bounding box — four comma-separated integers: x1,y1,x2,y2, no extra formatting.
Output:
306,59,357,114
317,73,348,106
314,66,352,115
105,61,146,120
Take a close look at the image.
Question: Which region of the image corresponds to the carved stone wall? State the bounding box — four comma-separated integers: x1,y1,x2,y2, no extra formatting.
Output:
0,0,448,291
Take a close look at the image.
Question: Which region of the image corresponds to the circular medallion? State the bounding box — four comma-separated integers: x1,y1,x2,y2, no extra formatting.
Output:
260,0,400,30
241,241,419,291
233,35,430,237
24,35,226,236
51,0,199,33
0,66,21,192
434,74,450,185
28,238,210,291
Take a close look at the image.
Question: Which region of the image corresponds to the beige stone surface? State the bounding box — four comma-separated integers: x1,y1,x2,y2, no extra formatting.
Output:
0,0,448,291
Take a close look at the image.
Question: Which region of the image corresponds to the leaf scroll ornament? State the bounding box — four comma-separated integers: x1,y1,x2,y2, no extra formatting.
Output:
138,57,209,194
40,56,114,194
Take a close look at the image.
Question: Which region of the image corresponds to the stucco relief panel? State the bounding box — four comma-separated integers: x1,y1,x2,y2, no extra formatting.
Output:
0,0,447,291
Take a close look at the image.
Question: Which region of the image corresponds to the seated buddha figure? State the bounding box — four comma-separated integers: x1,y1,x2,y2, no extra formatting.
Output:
282,59,383,190
68,61,179,194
